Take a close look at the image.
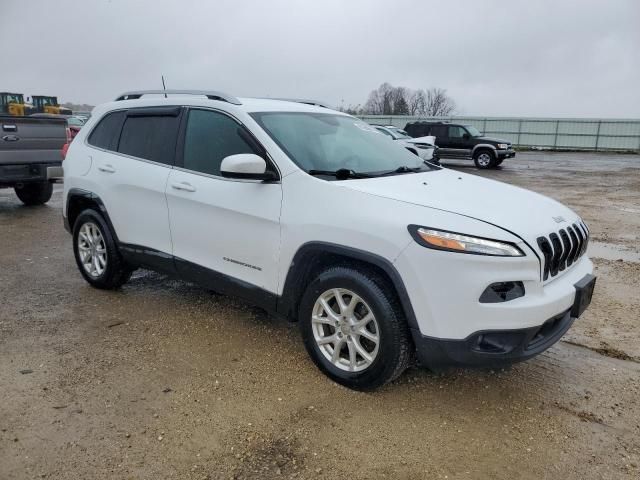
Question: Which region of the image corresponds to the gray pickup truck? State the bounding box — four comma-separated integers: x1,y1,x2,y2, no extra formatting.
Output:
0,115,66,205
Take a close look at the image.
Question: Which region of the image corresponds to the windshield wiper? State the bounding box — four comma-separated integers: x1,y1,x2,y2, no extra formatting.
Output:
377,165,424,176
307,168,374,180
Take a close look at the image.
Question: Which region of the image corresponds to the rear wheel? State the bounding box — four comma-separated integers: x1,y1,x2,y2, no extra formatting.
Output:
14,182,53,205
299,266,412,390
73,209,133,289
473,150,496,169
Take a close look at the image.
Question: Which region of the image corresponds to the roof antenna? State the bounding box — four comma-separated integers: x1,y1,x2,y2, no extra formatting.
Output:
161,75,167,98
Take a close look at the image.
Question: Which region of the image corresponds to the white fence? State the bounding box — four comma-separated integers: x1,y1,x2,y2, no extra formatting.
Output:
357,115,640,152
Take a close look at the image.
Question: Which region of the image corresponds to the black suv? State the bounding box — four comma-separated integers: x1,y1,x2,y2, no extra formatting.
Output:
404,121,515,169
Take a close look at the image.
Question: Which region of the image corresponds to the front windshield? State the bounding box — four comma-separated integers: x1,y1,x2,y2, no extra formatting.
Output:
251,112,437,175
466,125,482,137
388,127,411,139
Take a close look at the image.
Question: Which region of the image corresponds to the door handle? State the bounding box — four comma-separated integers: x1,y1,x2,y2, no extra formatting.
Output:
171,182,196,192
98,164,116,173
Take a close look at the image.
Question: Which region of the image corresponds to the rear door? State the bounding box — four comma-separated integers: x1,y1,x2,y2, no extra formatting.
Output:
430,125,451,155
88,107,179,257
165,108,282,303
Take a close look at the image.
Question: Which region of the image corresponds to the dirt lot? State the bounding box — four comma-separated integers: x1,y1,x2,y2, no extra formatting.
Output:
1,152,639,479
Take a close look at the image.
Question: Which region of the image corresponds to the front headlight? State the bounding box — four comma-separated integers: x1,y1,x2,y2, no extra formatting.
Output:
497,143,508,149
408,226,524,256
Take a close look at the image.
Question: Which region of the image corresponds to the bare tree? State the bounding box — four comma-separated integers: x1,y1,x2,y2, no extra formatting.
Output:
424,87,456,116
408,89,427,115
363,83,415,115
391,86,409,115
362,83,456,116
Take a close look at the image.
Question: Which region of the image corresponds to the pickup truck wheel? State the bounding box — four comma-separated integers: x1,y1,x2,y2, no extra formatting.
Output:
473,150,496,169
73,209,132,290
299,266,412,390
14,182,53,206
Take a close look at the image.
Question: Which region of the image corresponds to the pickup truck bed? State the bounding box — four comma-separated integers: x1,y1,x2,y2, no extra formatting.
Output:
1,115,66,205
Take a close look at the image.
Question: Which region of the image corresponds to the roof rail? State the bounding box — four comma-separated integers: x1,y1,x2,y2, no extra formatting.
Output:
114,90,242,105
264,98,331,109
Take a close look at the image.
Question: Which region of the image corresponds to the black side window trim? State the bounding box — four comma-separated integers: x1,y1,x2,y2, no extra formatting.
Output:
86,107,183,168
126,106,181,117
174,107,280,180
112,107,184,167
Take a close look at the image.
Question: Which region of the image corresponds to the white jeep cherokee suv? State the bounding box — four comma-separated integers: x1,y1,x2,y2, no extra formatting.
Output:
63,90,596,390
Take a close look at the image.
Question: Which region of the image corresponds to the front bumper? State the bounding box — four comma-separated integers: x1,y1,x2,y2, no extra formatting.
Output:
412,308,575,371
496,148,516,159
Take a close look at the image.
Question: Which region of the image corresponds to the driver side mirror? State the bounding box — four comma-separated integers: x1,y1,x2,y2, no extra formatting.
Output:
220,154,277,181
462,133,470,140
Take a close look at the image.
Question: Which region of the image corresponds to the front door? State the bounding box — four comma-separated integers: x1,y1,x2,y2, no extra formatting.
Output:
446,125,472,158
165,108,282,305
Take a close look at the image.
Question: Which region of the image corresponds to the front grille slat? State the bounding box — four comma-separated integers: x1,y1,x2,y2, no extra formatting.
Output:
566,226,579,266
549,233,562,276
573,223,585,257
558,229,571,271
537,221,589,281
579,222,589,256
537,237,553,281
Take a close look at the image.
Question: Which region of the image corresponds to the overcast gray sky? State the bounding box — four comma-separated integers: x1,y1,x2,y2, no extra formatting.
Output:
2,0,639,117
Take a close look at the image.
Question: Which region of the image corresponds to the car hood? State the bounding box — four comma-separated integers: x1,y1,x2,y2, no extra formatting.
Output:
343,169,579,242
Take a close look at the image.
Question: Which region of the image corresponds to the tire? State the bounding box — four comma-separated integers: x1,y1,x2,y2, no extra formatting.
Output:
473,149,497,169
298,266,412,391
72,209,133,289
14,182,53,206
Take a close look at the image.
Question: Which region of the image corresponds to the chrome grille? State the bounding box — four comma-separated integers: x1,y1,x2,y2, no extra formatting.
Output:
537,221,589,281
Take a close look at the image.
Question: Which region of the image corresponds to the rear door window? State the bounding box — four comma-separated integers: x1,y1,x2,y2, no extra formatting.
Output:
430,125,447,138
117,109,181,165
87,111,126,151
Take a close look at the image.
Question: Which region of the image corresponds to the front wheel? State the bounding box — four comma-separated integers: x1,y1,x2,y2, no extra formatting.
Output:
299,266,412,390
14,182,53,205
473,150,497,169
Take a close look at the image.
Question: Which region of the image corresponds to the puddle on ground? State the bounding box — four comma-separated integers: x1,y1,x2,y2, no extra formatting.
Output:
588,242,640,263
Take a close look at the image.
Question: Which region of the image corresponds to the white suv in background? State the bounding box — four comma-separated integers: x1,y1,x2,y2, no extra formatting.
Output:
63,90,596,390
373,125,438,163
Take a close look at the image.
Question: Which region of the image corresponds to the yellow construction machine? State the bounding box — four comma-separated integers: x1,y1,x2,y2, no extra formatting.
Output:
0,92,33,116
32,95,72,115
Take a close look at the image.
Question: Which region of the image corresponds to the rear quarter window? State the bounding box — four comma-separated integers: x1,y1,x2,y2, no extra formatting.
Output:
87,111,126,151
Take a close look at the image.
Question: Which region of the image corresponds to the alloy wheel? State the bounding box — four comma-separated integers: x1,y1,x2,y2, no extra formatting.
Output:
77,222,107,277
477,152,492,167
311,288,380,372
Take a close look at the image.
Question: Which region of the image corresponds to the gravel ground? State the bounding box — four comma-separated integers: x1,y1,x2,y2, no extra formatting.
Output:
1,152,639,479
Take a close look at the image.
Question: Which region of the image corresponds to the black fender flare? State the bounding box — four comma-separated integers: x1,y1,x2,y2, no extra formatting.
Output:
65,188,119,242
277,241,419,330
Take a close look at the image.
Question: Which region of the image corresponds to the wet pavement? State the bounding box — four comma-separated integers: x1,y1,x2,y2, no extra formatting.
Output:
1,152,639,479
